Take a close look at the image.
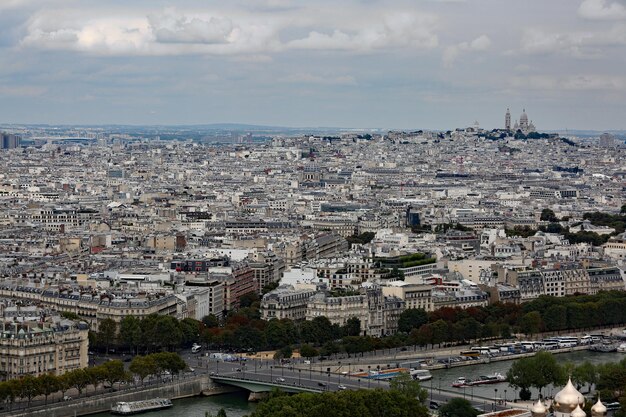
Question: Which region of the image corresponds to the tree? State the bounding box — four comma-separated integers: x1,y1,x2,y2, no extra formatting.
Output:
248,388,429,417
119,315,142,354
621,204,626,215
18,375,42,406
507,352,565,398
130,355,158,384
543,305,567,331
66,368,89,394
262,281,279,295
239,292,260,308
202,314,220,328
342,317,361,337
101,360,129,388
60,311,81,320
97,318,118,354
180,318,202,346
519,311,543,336
572,361,598,393
85,366,104,392
438,398,480,417
398,308,429,334
275,345,293,360
299,344,319,359
430,320,449,347
152,352,188,376
390,373,428,403
540,208,558,222
37,373,59,404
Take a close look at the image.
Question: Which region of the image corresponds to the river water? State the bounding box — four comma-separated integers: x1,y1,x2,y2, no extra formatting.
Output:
93,351,625,417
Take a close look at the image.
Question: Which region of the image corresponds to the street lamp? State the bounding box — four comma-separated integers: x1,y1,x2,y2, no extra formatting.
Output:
270,366,273,381
504,389,508,404
298,369,301,385
368,366,371,388
494,388,498,411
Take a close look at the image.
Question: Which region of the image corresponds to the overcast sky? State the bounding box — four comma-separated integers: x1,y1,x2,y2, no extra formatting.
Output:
1,0,625,130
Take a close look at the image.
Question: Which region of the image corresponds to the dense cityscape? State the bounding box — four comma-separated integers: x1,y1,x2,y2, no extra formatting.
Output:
0,116,625,416
2,0,626,416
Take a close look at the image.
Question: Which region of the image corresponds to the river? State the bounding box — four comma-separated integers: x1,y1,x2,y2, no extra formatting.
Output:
93,351,625,417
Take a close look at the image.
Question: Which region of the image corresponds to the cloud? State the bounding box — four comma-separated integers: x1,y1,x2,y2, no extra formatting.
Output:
518,25,626,57
442,34,491,67
149,13,235,44
578,0,626,20
288,13,438,51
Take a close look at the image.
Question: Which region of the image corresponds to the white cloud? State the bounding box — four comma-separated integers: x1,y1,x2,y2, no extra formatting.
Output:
149,13,235,44
288,13,438,51
519,25,626,57
19,7,437,56
442,34,491,67
578,0,626,20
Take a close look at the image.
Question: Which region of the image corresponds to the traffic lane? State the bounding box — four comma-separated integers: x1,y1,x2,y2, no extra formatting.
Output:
214,363,389,392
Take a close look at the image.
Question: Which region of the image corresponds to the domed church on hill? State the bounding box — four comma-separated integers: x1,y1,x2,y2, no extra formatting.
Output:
505,108,536,134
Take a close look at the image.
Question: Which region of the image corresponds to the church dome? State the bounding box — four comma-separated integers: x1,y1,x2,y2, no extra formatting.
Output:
571,405,586,417
591,399,607,417
531,399,548,417
554,379,585,413
520,109,528,122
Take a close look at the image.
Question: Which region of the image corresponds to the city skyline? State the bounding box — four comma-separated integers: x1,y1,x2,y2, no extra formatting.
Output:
1,0,626,130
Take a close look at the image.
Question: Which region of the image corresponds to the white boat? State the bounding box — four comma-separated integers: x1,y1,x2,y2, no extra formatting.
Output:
617,343,626,353
452,377,469,387
111,398,173,415
410,369,433,381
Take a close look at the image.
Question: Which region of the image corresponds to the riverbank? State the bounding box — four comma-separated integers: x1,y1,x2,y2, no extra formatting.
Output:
0,375,235,417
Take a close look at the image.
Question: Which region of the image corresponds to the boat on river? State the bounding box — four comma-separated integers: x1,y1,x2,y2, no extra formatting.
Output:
111,398,173,415
410,369,433,381
453,373,506,387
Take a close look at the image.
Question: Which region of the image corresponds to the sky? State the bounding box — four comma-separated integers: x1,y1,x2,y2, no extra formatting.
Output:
1,0,626,130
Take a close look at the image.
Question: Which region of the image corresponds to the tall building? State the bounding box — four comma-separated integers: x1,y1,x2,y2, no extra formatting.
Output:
599,133,615,148
0,133,21,150
505,108,511,130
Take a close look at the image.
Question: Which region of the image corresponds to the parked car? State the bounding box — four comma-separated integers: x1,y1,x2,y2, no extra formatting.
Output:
276,377,286,383
338,384,347,390
318,382,327,387
429,401,440,410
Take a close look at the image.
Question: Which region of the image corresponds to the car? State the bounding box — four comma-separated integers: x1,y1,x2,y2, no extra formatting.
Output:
400,347,408,351
276,377,286,383
605,402,620,411
319,356,328,361
304,360,311,365
236,368,242,372
318,382,327,387
63,395,72,401
338,384,347,390
429,401,440,410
